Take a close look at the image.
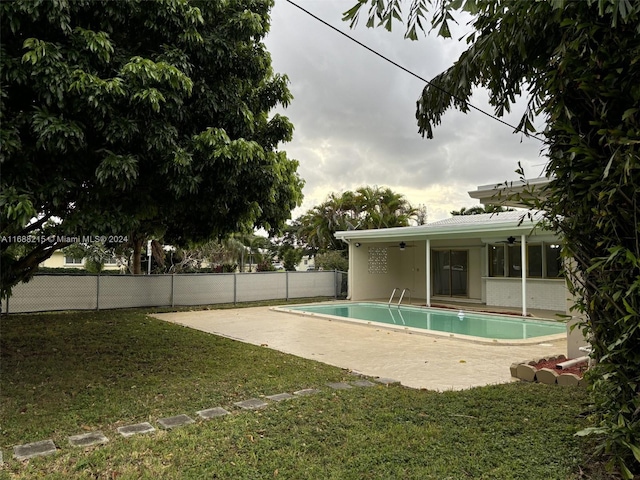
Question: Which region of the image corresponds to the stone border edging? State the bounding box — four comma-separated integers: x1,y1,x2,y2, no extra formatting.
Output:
510,356,587,386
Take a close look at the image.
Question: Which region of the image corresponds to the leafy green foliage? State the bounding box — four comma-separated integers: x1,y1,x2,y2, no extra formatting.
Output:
296,186,418,253
346,0,639,475
256,259,276,272
450,204,514,216
314,250,349,272
1,0,303,292
282,247,303,271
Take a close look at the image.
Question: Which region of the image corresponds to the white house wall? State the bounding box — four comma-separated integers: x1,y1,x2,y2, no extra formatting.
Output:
485,278,568,312
350,243,403,301
349,240,484,303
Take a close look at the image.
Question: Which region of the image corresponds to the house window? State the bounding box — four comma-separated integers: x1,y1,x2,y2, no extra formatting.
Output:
528,245,543,277
104,256,118,265
488,242,562,278
507,245,522,277
545,244,562,277
64,256,83,265
489,245,505,277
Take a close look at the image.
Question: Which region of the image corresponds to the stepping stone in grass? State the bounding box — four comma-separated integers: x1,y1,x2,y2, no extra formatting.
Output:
234,398,268,410
158,414,195,430
117,422,155,438
293,388,320,396
266,393,294,402
68,431,109,447
14,439,57,461
351,379,376,387
197,407,230,419
327,382,353,390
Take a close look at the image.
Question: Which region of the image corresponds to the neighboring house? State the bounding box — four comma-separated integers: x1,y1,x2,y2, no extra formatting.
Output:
334,177,568,318
296,255,316,271
40,250,121,270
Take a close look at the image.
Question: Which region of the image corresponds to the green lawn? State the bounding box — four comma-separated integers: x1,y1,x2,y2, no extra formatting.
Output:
0,305,608,479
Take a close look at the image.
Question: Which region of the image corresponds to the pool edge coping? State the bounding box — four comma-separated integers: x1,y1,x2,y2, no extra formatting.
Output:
271,301,567,346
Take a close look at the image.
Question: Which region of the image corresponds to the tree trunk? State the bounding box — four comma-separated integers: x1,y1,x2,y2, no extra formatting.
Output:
131,235,145,275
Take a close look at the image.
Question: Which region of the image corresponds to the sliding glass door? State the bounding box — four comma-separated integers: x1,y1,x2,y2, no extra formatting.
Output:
432,250,468,297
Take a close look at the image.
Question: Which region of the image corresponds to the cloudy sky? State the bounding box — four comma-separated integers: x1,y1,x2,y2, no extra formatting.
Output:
264,0,547,222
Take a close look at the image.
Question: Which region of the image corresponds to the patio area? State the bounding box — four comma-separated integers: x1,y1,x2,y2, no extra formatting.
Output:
152,303,567,391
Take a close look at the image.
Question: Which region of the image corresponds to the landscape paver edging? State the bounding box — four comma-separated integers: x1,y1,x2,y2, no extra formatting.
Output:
510,356,588,386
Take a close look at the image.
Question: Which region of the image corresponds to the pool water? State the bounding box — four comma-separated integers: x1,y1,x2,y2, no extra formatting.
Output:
285,302,565,340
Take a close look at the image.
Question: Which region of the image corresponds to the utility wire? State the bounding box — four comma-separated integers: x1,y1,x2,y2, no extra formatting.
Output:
284,0,546,143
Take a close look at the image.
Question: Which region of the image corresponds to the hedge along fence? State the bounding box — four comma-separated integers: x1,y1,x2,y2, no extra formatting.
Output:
1,271,348,314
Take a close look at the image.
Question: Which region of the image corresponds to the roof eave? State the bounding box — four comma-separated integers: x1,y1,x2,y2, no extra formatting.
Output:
335,219,549,242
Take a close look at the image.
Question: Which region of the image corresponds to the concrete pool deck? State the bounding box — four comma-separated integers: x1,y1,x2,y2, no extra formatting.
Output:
151,305,567,391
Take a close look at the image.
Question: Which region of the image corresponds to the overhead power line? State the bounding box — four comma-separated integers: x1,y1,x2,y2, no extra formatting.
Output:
283,0,546,143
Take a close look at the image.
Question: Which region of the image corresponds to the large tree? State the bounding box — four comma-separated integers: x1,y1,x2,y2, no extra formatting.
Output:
0,0,303,293
346,0,640,475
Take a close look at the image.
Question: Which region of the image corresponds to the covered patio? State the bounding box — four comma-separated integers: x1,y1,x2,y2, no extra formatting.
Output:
335,209,568,319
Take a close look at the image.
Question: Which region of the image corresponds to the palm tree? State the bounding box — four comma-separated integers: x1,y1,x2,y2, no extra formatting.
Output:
235,234,271,272
295,186,419,253
450,205,514,216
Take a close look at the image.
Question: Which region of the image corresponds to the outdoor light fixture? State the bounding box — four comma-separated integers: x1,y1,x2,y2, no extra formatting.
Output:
354,242,361,248
399,241,406,251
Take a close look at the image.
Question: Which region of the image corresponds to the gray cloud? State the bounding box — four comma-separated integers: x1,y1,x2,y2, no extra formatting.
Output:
265,0,545,221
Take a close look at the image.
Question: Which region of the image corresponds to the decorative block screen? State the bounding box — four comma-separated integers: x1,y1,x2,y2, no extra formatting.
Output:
368,247,388,274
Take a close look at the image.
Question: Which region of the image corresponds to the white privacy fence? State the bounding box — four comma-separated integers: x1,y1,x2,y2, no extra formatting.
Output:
2,271,348,314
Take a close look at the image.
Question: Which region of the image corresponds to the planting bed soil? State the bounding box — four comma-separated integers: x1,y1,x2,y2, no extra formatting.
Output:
531,356,588,378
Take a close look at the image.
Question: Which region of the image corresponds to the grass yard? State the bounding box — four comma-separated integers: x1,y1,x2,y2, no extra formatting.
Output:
0,305,608,479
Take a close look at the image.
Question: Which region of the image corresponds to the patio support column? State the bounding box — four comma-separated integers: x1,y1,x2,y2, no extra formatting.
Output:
521,234,527,317
426,239,431,307
347,241,354,300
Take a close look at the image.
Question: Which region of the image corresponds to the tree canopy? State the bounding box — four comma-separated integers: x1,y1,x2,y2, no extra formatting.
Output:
295,186,418,253
346,0,639,476
1,0,303,293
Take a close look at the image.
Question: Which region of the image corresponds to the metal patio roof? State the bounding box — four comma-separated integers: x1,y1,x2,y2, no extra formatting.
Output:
334,210,553,243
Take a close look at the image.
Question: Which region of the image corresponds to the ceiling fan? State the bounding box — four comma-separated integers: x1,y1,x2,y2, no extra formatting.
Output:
390,241,416,251
496,236,521,245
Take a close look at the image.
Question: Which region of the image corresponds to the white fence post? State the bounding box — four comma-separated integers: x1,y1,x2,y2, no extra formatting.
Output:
96,273,100,311
171,274,175,308
233,273,237,305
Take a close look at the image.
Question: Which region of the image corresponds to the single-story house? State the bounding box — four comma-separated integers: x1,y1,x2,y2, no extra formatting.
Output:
40,250,122,271
334,178,569,318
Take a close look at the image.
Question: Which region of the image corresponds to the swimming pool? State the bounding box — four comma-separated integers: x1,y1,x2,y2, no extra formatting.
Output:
277,302,566,343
